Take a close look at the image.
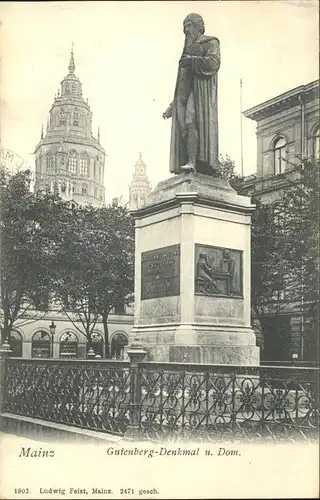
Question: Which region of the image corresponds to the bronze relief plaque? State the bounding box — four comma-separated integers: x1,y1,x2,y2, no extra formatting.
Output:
141,244,180,300
195,244,243,297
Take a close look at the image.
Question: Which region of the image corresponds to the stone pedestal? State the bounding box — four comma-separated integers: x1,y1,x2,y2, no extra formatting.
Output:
130,173,259,365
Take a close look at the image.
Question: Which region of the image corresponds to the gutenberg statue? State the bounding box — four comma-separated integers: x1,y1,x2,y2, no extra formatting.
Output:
163,13,220,176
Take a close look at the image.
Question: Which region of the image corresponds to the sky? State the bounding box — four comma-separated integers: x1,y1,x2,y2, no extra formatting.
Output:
0,0,318,202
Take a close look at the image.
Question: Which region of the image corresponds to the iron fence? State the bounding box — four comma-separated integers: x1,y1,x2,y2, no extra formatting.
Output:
3,358,131,435
2,357,319,443
138,362,319,442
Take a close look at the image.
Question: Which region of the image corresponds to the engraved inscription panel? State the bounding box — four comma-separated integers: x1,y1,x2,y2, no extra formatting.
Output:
195,244,243,297
141,244,180,300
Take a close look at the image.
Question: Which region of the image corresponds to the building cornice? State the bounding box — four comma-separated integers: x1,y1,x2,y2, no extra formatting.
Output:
241,167,302,196
243,80,319,122
34,136,105,155
50,97,91,113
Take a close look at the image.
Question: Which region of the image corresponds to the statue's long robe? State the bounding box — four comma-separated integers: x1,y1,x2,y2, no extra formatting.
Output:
169,35,221,174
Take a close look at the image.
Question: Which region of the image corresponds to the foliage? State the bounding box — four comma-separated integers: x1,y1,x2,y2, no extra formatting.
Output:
218,154,319,359
249,156,319,359
0,167,69,342
250,199,292,320
281,157,319,311
0,166,134,357
54,199,134,356
218,155,245,192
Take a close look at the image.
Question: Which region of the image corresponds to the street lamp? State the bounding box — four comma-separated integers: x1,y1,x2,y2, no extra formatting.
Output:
49,321,56,336
49,321,56,357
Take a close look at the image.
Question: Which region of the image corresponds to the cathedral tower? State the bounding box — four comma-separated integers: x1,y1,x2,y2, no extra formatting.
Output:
129,153,151,210
34,48,105,206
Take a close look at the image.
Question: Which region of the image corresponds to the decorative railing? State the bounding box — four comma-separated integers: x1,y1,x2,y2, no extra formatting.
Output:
3,358,131,435
138,363,319,442
2,355,319,443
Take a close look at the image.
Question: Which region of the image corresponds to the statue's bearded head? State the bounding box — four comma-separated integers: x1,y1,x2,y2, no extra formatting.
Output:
183,13,205,46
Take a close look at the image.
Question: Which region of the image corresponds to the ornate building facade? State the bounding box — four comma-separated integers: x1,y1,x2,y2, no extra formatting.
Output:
242,80,319,362
34,49,105,207
243,80,319,204
129,153,151,210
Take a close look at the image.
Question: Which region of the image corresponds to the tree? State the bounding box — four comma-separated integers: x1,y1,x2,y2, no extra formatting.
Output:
279,156,319,361
217,154,316,356
218,155,245,192
250,199,295,340
55,199,134,357
0,167,69,343
244,155,319,360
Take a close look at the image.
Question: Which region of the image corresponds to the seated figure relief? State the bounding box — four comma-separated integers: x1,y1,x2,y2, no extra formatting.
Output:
195,246,242,296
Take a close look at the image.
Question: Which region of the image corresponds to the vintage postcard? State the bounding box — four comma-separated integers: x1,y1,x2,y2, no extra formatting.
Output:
0,1,319,499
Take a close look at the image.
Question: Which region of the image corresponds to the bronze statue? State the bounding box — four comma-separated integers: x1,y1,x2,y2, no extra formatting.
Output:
163,13,220,176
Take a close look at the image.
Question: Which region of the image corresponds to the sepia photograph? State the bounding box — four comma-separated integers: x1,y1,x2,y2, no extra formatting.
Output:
0,1,319,498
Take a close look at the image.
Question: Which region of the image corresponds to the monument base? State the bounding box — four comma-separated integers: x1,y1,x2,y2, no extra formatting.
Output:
130,324,259,365
131,173,260,366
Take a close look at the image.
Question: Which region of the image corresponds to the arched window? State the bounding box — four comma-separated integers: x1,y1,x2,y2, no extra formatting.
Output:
59,109,66,126
60,182,66,194
9,330,22,357
274,137,286,175
73,112,79,126
79,154,89,176
313,127,320,159
60,331,78,359
47,156,55,173
65,83,70,94
72,83,76,94
31,331,51,358
88,332,104,357
111,332,128,359
81,184,87,195
68,153,77,175
94,159,97,179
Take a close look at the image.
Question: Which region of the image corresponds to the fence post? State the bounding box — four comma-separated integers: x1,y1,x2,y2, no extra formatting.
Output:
0,340,12,430
125,337,146,440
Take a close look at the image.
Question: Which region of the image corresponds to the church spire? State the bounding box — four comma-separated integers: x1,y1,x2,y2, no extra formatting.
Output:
129,153,152,210
41,124,44,139
68,43,75,74
135,152,146,170
97,126,100,144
